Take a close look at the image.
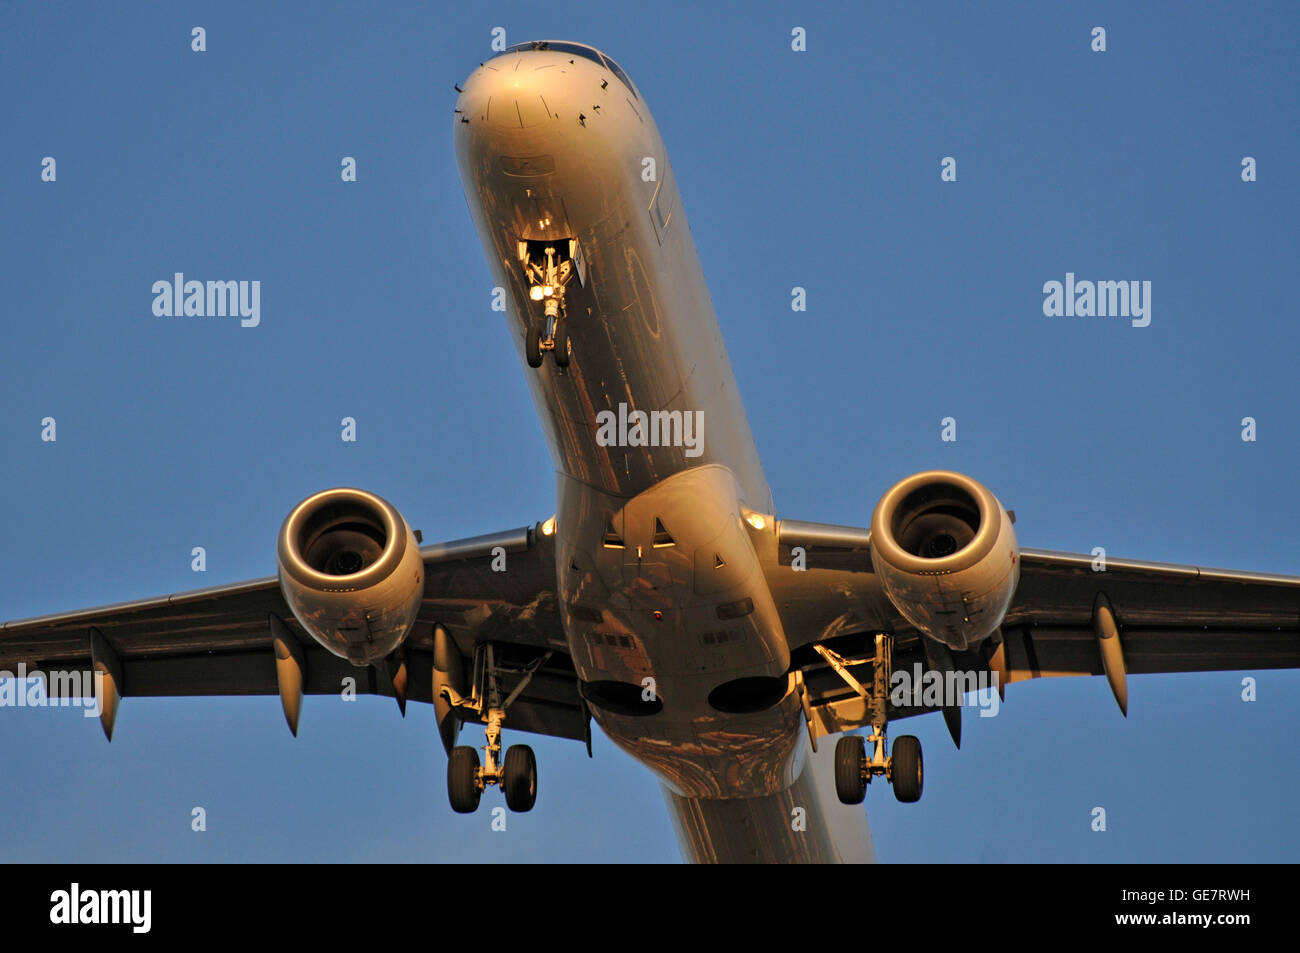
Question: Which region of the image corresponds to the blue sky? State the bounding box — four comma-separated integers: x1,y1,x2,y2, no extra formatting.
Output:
1,1,1297,862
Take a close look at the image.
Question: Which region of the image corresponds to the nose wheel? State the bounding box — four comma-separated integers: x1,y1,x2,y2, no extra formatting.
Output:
526,326,542,368
525,317,571,369
817,635,925,804
552,319,571,368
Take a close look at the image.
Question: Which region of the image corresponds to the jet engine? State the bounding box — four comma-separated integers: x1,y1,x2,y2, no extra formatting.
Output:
276,488,424,666
869,470,1019,651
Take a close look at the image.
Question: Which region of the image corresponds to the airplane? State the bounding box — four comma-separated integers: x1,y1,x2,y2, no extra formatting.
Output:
2,39,1297,863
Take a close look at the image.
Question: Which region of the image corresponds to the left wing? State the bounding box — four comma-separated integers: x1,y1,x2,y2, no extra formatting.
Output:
0,524,587,743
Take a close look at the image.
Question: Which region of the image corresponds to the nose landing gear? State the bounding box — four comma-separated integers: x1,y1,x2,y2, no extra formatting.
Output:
525,301,571,369
521,240,578,369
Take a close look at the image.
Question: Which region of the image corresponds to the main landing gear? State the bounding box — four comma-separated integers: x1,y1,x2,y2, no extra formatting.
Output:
816,634,924,804
441,643,550,814
522,242,576,369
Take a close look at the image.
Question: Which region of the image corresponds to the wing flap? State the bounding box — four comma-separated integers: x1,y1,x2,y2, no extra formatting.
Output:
0,524,585,744
793,544,1300,737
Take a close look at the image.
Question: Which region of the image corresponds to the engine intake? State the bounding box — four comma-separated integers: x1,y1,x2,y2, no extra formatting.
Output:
869,471,1019,651
276,488,424,666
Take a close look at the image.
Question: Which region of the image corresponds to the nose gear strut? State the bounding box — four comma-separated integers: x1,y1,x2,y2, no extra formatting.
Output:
520,240,578,369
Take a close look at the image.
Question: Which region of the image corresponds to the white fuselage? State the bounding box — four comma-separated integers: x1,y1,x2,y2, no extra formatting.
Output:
455,44,873,862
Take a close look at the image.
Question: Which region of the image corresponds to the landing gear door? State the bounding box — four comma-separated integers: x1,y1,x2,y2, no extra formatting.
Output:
648,161,675,245
569,238,586,287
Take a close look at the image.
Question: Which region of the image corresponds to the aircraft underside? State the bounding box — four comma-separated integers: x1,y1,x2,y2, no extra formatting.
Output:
2,38,1297,866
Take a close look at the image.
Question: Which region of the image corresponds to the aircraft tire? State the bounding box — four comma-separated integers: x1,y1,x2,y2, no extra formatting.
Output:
834,734,867,804
448,745,482,813
503,744,538,812
553,320,571,367
892,735,923,803
525,325,543,367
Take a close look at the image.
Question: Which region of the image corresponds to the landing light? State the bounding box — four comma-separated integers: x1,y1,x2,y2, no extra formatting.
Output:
744,512,767,531
530,286,544,301
541,516,556,536
542,286,554,297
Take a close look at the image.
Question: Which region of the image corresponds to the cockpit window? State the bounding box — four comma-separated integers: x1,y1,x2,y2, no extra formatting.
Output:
497,40,638,101
503,40,604,70
599,54,638,100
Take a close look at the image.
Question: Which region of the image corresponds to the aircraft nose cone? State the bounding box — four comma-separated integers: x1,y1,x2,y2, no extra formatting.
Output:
457,57,561,130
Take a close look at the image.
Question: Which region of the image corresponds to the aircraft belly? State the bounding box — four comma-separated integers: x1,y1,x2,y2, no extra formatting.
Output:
665,736,878,863
556,467,802,799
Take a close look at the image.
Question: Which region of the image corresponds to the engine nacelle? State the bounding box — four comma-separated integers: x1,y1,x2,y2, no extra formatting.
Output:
276,488,424,666
869,470,1019,651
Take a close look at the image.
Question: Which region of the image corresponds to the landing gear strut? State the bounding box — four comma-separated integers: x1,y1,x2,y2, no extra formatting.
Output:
441,643,549,813
521,242,576,369
817,634,924,804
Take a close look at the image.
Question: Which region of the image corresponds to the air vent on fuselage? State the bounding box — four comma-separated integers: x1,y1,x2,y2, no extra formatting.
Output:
708,676,788,714
569,603,604,623
715,597,754,620
603,520,625,549
581,680,663,716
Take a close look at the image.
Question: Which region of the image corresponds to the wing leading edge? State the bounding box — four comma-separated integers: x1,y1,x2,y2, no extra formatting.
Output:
998,547,1300,682
0,524,588,744
781,523,1300,738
